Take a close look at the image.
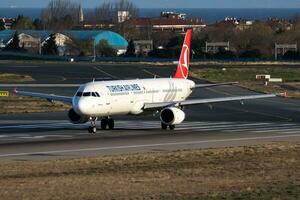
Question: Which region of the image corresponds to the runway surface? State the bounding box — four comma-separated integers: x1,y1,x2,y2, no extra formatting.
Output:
0,120,299,160
0,62,300,160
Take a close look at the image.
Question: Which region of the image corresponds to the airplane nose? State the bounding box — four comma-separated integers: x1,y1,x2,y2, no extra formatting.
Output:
75,99,92,116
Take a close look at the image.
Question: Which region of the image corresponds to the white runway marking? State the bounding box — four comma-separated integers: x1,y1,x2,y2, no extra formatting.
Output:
0,121,300,142
93,66,119,80
0,134,299,158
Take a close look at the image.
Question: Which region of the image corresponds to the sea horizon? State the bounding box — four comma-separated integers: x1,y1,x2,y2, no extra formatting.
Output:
0,8,300,24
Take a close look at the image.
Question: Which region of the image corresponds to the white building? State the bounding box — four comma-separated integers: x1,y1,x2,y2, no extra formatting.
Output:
118,11,130,23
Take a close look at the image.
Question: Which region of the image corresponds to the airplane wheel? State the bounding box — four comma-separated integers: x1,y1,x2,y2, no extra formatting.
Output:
108,119,115,130
88,126,96,134
101,119,108,130
161,122,168,130
169,125,175,130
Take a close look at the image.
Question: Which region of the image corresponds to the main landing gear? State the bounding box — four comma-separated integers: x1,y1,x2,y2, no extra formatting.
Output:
101,117,115,130
88,117,115,134
161,122,175,130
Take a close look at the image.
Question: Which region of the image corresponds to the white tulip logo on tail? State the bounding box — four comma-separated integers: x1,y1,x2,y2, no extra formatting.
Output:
174,29,192,79
179,44,189,79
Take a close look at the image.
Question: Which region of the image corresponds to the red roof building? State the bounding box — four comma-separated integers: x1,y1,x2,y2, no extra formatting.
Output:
126,17,206,32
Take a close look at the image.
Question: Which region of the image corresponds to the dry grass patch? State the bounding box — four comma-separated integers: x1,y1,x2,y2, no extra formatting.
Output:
0,73,34,83
0,96,70,114
0,143,299,200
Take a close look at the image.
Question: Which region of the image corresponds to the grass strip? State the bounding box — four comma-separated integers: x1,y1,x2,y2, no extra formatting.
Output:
190,67,300,98
0,142,299,200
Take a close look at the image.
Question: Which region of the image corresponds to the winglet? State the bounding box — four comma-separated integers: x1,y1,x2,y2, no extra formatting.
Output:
174,29,193,79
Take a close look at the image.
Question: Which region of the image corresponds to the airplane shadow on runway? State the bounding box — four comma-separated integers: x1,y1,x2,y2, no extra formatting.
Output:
0,126,163,135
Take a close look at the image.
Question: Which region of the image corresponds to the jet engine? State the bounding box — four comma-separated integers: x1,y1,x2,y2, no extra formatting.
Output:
68,108,89,124
160,107,185,125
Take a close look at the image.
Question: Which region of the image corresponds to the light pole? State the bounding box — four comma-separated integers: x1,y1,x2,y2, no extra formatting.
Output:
92,40,96,62
39,38,42,55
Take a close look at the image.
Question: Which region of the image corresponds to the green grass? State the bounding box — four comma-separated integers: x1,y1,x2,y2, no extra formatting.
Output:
191,67,300,82
190,67,300,97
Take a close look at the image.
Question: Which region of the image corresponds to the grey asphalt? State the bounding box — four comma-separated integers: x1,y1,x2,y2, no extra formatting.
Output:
0,62,299,160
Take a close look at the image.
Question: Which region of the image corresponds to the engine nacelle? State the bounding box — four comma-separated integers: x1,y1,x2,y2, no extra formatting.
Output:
160,107,185,125
68,108,89,124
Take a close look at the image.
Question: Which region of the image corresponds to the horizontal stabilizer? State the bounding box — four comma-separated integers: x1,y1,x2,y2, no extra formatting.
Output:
193,82,239,89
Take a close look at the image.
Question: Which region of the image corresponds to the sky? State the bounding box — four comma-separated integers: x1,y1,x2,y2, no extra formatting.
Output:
1,0,300,8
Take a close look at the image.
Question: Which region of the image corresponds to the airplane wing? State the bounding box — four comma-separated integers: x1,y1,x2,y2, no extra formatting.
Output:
143,94,276,110
0,84,80,88
15,90,73,104
193,82,238,89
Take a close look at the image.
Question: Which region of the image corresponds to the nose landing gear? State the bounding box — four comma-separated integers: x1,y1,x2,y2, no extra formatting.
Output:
88,117,97,134
87,117,115,133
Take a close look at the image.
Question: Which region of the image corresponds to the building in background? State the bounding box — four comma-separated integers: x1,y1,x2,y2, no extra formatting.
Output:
0,30,128,55
0,18,15,30
266,18,293,32
127,17,206,33
118,11,130,23
73,21,115,30
134,40,153,56
161,12,187,20
210,17,255,31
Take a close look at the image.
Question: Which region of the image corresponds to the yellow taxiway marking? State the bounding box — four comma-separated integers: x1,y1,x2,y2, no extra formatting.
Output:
0,91,9,97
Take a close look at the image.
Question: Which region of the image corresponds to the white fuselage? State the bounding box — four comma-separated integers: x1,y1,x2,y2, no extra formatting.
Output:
73,78,195,117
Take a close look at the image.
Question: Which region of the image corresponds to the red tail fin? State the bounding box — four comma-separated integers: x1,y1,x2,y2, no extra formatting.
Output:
173,29,192,79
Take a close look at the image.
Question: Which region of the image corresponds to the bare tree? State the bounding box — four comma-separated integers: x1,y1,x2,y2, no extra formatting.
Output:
235,22,274,57
114,0,138,18
41,0,80,30
94,0,138,23
94,2,115,22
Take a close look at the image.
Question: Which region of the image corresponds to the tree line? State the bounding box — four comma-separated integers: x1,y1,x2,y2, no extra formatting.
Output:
6,0,138,31
4,0,300,59
146,20,300,60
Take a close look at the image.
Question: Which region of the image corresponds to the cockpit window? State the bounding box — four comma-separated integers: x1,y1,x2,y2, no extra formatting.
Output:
83,92,91,97
78,91,100,97
76,92,83,97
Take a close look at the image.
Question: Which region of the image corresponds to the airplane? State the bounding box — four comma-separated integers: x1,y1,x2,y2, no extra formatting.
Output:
15,30,276,134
